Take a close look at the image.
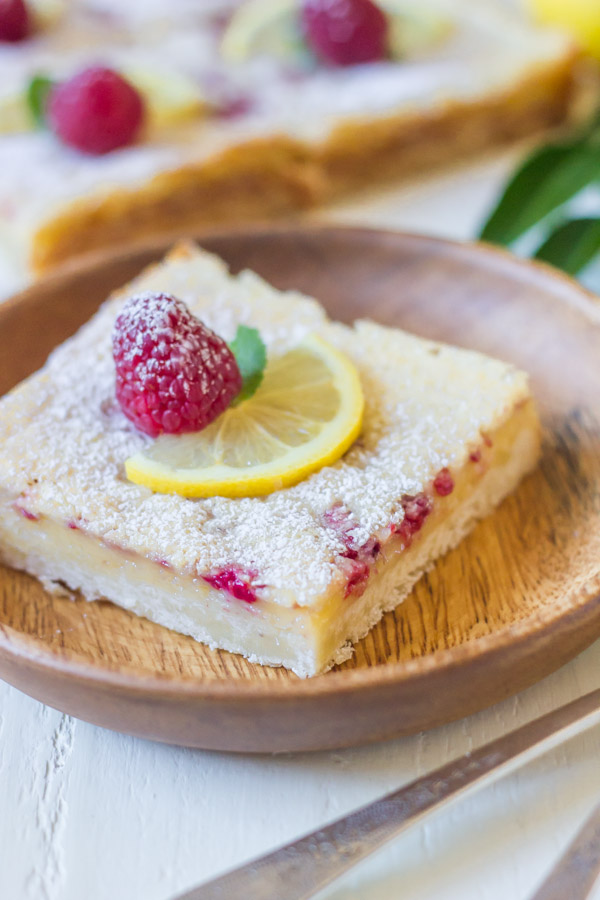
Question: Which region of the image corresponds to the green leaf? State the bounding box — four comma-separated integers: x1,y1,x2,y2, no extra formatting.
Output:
26,75,55,127
533,217,600,275
229,325,267,403
479,136,600,246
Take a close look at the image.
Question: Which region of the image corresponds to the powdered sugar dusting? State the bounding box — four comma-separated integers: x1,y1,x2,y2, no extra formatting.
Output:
0,243,530,607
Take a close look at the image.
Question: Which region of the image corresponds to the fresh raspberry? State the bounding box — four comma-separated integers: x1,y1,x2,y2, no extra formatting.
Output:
433,468,454,497
48,66,144,155
217,94,254,120
203,567,259,603
323,502,356,545
394,493,432,546
301,0,387,66
112,292,242,437
13,502,39,521
324,503,380,597
0,0,29,41
340,557,370,597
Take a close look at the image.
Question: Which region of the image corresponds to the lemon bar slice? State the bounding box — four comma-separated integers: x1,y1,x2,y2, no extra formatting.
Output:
0,243,540,677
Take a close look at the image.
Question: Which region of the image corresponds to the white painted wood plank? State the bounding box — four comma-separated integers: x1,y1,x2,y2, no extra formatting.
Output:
0,683,75,900
9,638,590,900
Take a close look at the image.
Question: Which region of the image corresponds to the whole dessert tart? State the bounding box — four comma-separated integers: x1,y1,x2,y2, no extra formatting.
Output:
0,242,541,677
0,0,580,293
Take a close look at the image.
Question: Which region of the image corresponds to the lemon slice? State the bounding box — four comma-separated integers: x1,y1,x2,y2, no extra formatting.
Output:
221,0,306,64
0,92,31,134
125,334,364,498
528,0,600,60
30,0,66,29
380,0,453,58
123,66,207,132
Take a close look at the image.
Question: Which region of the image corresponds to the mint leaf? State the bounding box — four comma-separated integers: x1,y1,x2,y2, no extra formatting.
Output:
534,217,600,275
26,75,55,127
229,325,267,403
479,128,600,246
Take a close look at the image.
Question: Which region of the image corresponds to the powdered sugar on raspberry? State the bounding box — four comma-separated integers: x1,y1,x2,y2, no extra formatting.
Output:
112,291,241,436
0,243,531,608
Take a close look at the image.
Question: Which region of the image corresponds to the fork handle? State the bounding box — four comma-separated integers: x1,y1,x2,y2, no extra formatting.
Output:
174,688,600,900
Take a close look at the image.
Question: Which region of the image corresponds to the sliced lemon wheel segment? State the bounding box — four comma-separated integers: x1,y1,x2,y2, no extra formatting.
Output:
30,0,66,29
125,334,364,499
220,0,303,64
0,92,31,135
123,66,207,131
528,0,600,60
380,0,453,59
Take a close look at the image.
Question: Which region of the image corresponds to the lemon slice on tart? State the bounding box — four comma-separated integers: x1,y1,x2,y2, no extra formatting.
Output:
125,335,364,498
0,93,30,134
528,0,600,60
123,66,208,131
221,0,306,64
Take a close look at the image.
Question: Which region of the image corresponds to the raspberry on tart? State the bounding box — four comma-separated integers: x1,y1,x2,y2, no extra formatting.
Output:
112,292,242,437
395,493,433,546
301,0,388,65
202,567,260,604
0,0,29,42
0,243,541,677
433,468,454,497
48,66,145,155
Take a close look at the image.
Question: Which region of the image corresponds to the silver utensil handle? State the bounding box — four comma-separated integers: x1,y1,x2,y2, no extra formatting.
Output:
530,801,600,900
175,688,600,900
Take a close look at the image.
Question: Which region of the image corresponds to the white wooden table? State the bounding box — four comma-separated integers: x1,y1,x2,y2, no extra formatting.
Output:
1,150,599,900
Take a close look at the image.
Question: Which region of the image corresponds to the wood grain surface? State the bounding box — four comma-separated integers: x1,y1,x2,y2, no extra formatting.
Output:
0,227,599,752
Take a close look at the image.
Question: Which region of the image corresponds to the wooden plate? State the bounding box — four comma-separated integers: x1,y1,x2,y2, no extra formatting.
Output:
0,227,599,753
